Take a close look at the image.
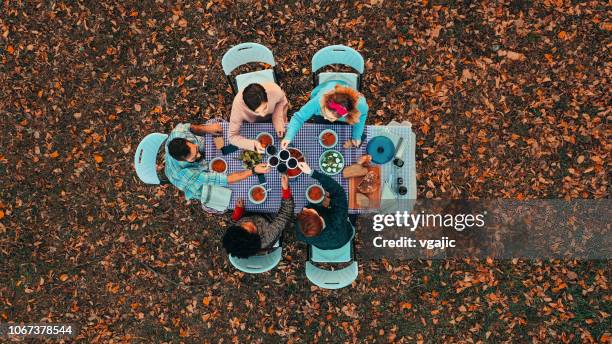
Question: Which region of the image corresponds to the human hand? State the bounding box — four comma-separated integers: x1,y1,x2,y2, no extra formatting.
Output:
351,139,362,148
357,154,372,166
343,140,353,149
322,192,331,208
253,163,270,174
281,174,289,190
280,139,291,150
276,128,285,138
297,162,312,175
236,198,244,208
206,123,223,134
253,141,265,154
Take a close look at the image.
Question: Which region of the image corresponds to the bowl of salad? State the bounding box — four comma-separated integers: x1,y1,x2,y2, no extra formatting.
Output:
318,150,344,175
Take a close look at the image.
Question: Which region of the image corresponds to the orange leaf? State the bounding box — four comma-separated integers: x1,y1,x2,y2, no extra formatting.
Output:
50,151,59,158
94,155,103,163
557,31,568,40
59,274,69,282
0,210,4,220
421,123,430,135
544,54,553,63
401,302,412,310
6,45,14,54
202,296,211,306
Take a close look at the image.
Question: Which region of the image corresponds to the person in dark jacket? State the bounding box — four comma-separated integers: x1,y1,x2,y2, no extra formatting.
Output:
294,162,353,250
223,174,294,258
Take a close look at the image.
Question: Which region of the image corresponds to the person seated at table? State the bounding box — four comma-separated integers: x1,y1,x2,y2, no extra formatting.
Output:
294,162,353,250
165,122,270,201
280,80,368,150
222,174,294,258
228,82,289,153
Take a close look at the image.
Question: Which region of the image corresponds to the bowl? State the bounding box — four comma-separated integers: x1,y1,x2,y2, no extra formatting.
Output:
248,185,268,204
318,149,344,175
319,129,338,148
256,132,274,149
306,185,325,204
287,148,306,179
209,157,228,173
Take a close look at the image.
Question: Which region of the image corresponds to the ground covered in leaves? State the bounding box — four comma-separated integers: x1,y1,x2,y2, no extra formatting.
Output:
1,1,610,342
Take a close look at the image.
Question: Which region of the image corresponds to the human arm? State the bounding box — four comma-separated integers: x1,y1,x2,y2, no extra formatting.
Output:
190,123,223,136
231,199,245,222
271,89,289,138
261,175,294,248
311,170,348,212
349,96,369,143
283,97,320,143
228,98,262,151
226,163,269,184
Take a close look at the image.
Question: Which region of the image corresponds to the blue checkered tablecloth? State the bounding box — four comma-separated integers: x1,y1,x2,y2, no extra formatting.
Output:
204,121,415,214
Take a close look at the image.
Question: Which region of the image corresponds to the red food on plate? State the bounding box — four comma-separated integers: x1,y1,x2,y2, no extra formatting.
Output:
250,186,266,201
321,132,336,147
211,159,227,173
258,134,273,148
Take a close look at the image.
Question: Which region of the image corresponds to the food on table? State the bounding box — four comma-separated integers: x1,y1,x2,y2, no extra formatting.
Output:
307,185,325,203
319,130,338,148
257,132,274,148
238,150,262,169
358,170,378,194
250,186,266,202
210,158,227,173
319,150,344,175
286,148,305,178
356,192,370,208
343,163,369,178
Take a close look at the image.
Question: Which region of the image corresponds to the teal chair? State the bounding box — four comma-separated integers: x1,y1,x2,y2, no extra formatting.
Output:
305,225,358,289
221,42,279,95
311,45,364,91
228,240,282,274
134,133,168,184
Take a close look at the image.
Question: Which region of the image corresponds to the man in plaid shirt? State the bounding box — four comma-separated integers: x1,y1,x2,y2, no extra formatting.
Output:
164,122,269,201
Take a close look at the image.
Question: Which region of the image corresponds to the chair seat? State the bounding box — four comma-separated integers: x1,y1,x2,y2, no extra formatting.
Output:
235,69,275,92
134,133,168,185
305,261,358,289
318,72,359,89
311,241,352,263
228,246,282,274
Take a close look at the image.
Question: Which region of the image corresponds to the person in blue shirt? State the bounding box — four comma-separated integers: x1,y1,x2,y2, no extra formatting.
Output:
280,80,368,150
164,122,269,201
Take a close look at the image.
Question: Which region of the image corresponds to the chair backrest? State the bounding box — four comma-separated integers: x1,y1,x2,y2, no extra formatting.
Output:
221,42,276,75
311,45,364,74
134,133,168,184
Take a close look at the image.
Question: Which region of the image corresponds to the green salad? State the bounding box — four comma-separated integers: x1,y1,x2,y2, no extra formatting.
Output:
319,150,344,175
238,150,262,169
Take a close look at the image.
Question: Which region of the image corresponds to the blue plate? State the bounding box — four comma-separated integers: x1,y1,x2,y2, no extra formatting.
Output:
366,136,395,164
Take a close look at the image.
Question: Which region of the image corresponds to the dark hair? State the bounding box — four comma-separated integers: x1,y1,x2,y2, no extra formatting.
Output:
222,225,261,258
242,83,267,111
168,138,191,161
296,209,324,237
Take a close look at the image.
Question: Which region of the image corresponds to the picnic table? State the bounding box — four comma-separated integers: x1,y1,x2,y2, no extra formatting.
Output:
204,121,416,214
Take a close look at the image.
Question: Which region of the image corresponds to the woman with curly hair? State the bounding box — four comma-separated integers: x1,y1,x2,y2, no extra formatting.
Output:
281,80,368,149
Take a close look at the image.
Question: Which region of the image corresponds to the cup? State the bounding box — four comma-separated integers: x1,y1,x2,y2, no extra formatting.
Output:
277,162,288,174
278,149,290,161
266,145,277,156
267,155,280,167
286,157,298,169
